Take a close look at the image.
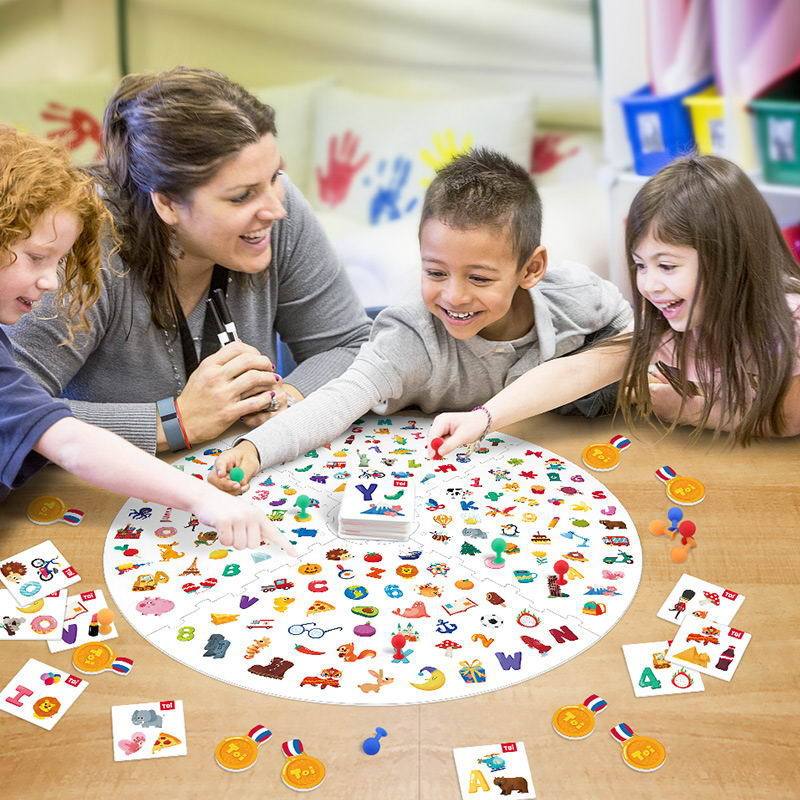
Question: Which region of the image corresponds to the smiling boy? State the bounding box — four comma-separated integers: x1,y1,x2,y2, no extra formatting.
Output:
211,148,632,489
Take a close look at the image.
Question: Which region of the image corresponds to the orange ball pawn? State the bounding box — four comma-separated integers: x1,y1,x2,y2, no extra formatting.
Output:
648,519,671,538
96,607,115,635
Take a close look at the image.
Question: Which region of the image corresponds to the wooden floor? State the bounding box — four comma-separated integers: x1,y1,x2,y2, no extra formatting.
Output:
1,413,798,800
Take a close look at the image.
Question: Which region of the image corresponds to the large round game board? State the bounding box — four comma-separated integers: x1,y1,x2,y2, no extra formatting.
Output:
103,415,641,705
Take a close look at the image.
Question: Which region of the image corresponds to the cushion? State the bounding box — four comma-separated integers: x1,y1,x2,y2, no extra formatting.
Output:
309,85,535,224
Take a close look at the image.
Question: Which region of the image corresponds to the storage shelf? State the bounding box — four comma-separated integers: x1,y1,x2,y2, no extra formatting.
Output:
614,168,800,198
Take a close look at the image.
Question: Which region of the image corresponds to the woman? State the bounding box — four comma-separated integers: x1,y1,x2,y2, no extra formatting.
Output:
5,67,371,454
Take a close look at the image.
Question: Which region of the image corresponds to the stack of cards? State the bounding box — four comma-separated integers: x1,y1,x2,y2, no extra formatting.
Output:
338,472,416,541
622,573,751,695
453,741,535,799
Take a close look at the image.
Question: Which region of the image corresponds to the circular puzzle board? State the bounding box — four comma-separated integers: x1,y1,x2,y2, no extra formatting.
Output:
104,415,641,705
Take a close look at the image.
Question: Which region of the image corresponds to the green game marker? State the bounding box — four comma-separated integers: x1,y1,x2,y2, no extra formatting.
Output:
294,494,312,520
490,537,506,565
229,466,245,483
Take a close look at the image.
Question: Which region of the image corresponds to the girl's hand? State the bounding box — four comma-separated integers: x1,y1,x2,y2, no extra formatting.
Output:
427,410,487,457
177,342,281,444
209,440,261,494
648,376,684,422
194,489,297,554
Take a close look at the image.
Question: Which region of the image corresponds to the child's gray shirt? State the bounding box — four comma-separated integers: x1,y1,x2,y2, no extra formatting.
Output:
242,261,632,467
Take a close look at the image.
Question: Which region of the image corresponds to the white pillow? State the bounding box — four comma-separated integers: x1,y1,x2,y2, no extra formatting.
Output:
309,85,535,225
252,79,331,196
0,81,113,165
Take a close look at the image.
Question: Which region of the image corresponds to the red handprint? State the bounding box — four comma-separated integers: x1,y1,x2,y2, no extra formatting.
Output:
316,131,369,207
40,103,103,160
531,133,579,174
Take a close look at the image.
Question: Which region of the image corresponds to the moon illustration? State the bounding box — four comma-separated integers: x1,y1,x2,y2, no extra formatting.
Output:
410,666,446,691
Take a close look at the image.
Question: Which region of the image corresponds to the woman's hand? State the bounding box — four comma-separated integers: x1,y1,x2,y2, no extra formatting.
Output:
239,383,303,429
208,440,261,494
427,410,488,457
194,487,297,554
177,342,281,443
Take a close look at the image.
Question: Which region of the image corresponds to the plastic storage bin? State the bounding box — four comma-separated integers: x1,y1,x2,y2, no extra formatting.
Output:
620,77,713,175
750,68,800,186
683,87,725,155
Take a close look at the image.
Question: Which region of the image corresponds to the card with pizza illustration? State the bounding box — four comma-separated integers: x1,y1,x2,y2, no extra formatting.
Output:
111,699,187,761
48,589,119,653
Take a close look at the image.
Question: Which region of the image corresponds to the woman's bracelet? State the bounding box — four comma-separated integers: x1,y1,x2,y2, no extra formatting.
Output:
157,396,190,452
471,404,493,441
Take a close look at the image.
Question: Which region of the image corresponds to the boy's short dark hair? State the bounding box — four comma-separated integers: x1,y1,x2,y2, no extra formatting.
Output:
419,147,542,268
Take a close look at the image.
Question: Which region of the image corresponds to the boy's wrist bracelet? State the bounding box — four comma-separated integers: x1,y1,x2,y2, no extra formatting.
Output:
157,396,190,452
472,405,493,440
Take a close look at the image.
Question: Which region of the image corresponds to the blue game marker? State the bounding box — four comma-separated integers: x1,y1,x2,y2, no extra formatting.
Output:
362,727,388,755
667,506,684,532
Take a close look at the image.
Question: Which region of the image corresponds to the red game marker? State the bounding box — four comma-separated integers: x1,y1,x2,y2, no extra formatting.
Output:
430,437,444,460
553,559,569,586
676,520,696,546
390,633,407,660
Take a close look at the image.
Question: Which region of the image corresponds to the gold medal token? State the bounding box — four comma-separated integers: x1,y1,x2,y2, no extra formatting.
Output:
214,735,260,772
581,443,621,472
26,495,66,525
281,753,327,791
72,642,115,674
665,476,705,506
621,735,667,772
552,704,597,739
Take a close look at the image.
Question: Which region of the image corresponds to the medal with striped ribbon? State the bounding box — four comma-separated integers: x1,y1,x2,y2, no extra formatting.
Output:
552,693,608,739
281,738,327,791
581,434,631,472
610,722,667,772
655,464,705,505
214,724,272,772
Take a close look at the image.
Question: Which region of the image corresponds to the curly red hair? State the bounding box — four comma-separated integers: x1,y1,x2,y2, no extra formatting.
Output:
0,125,112,340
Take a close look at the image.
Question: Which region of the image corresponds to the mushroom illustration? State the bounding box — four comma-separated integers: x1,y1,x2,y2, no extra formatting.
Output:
436,640,463,658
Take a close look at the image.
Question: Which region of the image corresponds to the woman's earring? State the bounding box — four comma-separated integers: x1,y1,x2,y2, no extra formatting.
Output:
168,228,185,261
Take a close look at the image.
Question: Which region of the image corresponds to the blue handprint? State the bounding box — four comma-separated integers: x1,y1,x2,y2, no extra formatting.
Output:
365,156,419,225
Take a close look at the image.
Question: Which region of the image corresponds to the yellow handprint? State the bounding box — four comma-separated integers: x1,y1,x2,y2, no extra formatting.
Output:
420,129,474,186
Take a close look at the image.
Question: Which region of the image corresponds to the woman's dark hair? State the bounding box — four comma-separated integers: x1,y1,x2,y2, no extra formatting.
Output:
99,66,276,328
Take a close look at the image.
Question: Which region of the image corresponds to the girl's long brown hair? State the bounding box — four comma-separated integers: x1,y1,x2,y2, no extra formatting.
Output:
0,125,111,340
619,155,800,445
97,67,276,329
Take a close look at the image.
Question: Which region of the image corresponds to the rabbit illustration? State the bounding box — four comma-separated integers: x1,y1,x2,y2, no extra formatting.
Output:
357,669,394,694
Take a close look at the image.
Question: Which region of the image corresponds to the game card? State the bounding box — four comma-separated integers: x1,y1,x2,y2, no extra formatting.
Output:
48,589,118,653
0,658,88,730
656,574,745,626
666,618,751,682
0,540,80,604
0,589,68,641
622,640,705,697
453,741,535,799
111,699,188,761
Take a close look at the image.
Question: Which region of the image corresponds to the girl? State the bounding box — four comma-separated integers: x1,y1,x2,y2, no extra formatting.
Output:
6,67,370,455
429,155,800,449
0,126,294,553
